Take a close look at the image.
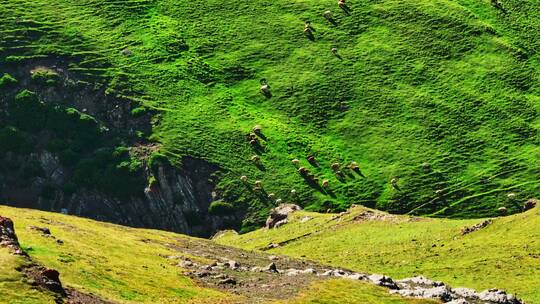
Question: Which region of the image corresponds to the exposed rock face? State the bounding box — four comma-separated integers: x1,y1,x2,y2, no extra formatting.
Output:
1,156,240,237
0,59,242,237
0,216,26,255
265,204,302,229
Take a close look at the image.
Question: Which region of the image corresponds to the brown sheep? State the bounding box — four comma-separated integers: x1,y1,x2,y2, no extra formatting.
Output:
322,179,330,188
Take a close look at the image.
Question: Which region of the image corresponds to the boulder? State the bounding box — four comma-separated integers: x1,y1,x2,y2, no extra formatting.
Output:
452,287,479,299
265,204,302,229
368,274,398,289
263,262,278,273
218,277,237,285
29,226,51,235
393,286,454,302
478,289,521,304
523,199,537,212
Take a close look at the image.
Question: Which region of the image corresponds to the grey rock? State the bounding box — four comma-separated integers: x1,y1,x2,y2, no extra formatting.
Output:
368,274,398,289
263,262,278,273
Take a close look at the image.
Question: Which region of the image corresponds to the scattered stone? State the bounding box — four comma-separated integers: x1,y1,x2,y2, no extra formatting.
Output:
194,271,211,278
368,274,398,289
218,277,237,285
263,262,278,273
213,274,227,280
179,260,194,268
285,269,301,276
393,286,454,302
301,268,317,275
267,243,280,249
396,276,444,287
300,216,312,223
250,266,261,272
29,226,52,235
226,260,240,269
268,255,279,261
498,207,508,215
346,273,367,280
25,266,65,294
452,287,478,299
461,219,492,235
478,289,521,304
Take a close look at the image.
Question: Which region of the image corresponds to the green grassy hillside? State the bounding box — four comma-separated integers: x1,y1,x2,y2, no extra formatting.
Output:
0,205,436,304
217,204,540,303
1,0,539,229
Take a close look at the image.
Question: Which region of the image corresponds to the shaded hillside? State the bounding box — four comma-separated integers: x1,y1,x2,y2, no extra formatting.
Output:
0,0,539,231
217,203,540,303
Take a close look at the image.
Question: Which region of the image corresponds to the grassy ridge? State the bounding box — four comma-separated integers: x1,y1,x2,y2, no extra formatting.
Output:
217,205,540,303
0,205,437,304
0,0,539,228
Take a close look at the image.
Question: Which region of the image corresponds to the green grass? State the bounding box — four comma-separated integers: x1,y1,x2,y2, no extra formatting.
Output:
0,205,443,304
0,0,539,226
0,206,230,304
0,248,56,304
217,205,540,303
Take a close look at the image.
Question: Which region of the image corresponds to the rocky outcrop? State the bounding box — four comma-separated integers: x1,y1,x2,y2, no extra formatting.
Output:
1,155,240,237
0,58,242,237
392,276,522,304
0,216,26,256
461,219,493,235
265,204,302,229
523,199,537,212
1,215,113,303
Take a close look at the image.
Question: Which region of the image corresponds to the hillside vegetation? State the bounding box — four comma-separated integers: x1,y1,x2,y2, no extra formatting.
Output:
217,204,540,303
1,0,539,229
0,205,437,304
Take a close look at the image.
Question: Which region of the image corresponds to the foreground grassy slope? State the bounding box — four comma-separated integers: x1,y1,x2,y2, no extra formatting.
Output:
1,0,538,227
217,204,540,303
0,248,56,304
0,205,436,304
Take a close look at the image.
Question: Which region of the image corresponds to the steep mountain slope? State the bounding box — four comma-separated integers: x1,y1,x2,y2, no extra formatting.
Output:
0,205,439,304
217,203,540,303
1,0,539,231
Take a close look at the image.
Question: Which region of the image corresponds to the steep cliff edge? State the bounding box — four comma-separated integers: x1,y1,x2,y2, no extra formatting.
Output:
0,58,241,237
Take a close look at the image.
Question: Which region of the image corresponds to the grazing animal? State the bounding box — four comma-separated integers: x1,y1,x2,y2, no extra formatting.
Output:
260,79,272,98
391,177,400,191
338,0,351,14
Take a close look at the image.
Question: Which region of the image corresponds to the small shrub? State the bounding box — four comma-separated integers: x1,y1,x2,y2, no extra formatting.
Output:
208,200,235,215
131,107,147,118
0,73,17,89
